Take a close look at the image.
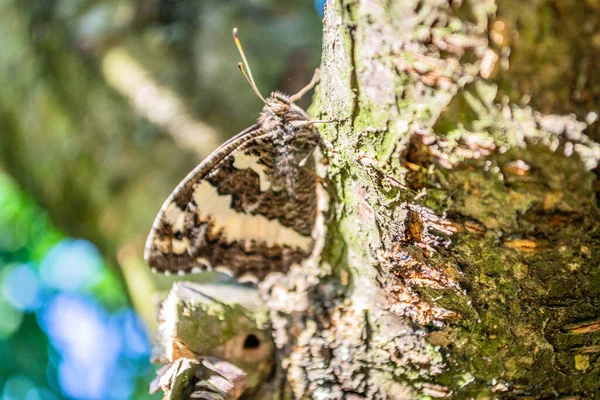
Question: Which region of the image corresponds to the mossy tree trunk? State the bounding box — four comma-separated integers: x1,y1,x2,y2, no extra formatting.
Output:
244,0,600,398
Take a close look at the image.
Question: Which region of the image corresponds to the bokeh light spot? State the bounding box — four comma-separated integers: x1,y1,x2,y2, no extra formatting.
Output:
2,264,41,311
314,0,326,18
114,309,151,358
0,300,23,339
40,239,103,292
25,387,60,400
2,375,35,400
39,294,121,366
38,294,126,399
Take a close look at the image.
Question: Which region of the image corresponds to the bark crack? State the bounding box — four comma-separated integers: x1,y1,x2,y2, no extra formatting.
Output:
342,0,360,132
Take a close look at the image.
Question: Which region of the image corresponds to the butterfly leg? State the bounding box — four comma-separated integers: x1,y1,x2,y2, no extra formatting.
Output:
289,68,321,103
289,119,339,130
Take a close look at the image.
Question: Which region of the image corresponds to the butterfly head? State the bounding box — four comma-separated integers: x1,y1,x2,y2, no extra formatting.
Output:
263,92,290,115
258,92,311,130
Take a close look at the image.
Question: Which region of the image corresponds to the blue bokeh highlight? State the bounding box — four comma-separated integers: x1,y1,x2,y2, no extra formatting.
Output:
40,239,103,293
314,0,326,18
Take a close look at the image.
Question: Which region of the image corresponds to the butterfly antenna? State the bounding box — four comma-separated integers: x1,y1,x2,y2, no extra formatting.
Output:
233,28,267,104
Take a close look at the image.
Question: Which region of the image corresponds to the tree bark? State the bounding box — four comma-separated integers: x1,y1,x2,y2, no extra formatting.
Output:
158,0,600,398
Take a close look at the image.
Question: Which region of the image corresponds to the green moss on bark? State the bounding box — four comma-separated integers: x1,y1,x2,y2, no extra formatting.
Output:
315,0,600,397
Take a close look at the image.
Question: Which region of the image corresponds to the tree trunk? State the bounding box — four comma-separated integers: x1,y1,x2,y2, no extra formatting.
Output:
157,0,600,398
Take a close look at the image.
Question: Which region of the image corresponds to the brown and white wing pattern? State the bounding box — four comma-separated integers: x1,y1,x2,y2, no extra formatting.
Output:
144,123,320,280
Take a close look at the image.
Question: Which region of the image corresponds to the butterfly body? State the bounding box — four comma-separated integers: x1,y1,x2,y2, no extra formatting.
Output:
144,91,321,279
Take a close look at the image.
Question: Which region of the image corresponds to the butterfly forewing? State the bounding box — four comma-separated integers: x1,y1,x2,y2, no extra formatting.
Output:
144,104,320,280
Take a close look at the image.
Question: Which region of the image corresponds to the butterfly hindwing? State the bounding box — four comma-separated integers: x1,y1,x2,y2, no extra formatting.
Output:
145,107,321,279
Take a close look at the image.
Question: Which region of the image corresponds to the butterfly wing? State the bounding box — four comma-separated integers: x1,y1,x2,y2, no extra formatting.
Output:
144,124,319,279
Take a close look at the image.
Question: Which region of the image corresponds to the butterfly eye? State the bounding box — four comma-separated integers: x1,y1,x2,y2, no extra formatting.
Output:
243,334,261,350
174,231,183,240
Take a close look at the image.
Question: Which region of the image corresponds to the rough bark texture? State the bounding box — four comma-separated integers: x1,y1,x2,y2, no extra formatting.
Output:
158,0,600,399
310,0,600,397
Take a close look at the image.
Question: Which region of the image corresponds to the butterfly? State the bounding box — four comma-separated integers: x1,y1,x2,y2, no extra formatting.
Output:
144,28,329,280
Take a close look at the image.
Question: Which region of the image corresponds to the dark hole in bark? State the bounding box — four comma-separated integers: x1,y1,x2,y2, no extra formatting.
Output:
243,334,260,349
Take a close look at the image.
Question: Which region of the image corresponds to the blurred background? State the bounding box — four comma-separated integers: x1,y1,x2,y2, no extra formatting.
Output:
0,0,326,398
